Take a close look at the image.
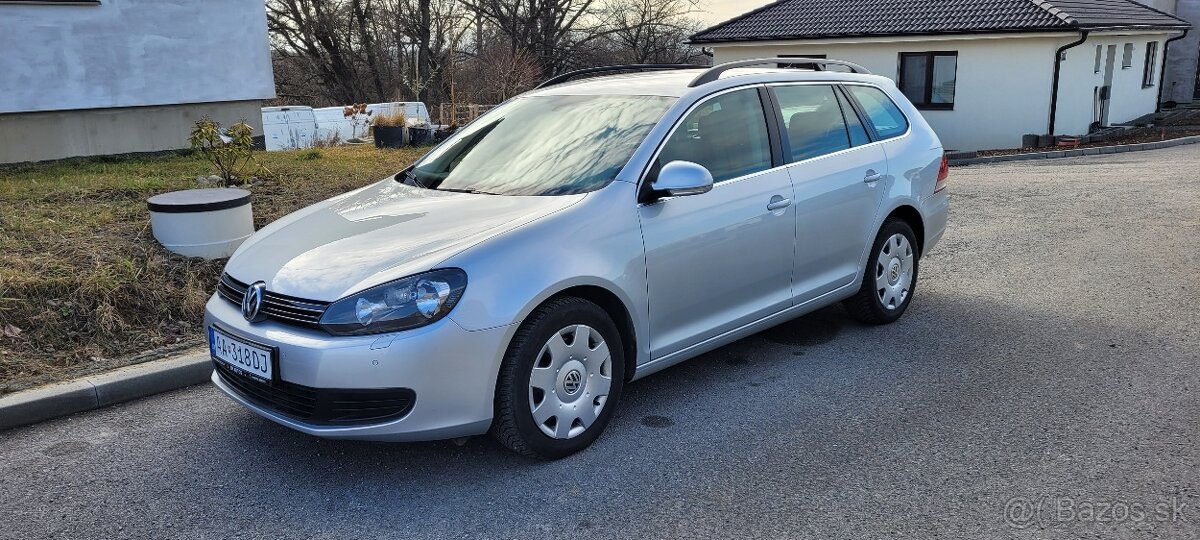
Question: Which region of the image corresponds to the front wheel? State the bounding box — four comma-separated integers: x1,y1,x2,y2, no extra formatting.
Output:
843,219,919,325
491,297,625,459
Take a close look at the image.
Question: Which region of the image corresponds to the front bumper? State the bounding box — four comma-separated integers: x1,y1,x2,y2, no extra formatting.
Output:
204,294,510,441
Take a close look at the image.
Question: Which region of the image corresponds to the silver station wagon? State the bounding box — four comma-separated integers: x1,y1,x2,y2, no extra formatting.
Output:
206,58,950,459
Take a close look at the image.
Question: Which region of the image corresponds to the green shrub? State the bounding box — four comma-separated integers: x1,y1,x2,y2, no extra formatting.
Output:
188,118,270,186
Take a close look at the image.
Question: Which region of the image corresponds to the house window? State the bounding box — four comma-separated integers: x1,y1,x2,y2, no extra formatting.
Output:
1122,43,1134,69
1143,41,1159,87
1094,45,1103,73
778,54,827,69
898,52,957,110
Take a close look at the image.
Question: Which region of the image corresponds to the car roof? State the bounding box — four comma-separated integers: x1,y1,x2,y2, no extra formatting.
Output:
526,67,895,98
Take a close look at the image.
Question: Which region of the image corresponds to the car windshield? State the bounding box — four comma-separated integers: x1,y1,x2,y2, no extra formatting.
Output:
400,94,675,196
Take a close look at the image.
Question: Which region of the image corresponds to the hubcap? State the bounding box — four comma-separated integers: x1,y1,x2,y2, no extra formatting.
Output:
875,233,914,310
528,324,612,440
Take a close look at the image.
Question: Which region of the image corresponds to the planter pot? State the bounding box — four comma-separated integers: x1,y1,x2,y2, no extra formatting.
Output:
147,188,254,260
374,125,407,148
407,127,432,146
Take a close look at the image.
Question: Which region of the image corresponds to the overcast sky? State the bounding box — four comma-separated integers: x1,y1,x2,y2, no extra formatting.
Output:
694,0,775,26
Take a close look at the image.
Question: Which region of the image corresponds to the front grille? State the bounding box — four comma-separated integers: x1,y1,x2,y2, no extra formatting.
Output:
214,361,417,426
217,273,329,329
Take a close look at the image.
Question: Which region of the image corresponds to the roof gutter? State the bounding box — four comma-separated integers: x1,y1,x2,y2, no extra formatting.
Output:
1157,29,1191,111
1048,30,1089,136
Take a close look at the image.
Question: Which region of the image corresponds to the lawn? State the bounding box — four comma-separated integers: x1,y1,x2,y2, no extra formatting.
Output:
0,145,428,394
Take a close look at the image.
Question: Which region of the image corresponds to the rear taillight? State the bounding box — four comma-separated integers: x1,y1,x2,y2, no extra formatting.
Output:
935,156,950,193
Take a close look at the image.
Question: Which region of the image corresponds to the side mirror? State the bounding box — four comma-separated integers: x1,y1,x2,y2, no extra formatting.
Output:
651,160,714,198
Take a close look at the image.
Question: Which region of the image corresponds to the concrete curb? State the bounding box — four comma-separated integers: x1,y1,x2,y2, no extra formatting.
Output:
0,350,211,432
948,134,1200,167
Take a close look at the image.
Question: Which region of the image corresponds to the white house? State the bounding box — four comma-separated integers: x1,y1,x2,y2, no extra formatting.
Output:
690,0,1192,151
0,0,275,164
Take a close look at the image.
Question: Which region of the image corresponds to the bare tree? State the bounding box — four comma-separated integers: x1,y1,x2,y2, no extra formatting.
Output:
265,0,704,108
458,0,705,76
268,0,380,103
457,0,606,76
605,0,705,64
464,44,543,103
388,0,472,103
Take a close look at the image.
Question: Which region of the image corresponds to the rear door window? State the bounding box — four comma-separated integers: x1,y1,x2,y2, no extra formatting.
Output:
771,85,851,161
844,85,909,140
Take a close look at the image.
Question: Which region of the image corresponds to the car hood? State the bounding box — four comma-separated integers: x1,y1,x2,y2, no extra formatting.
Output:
224,179,582,301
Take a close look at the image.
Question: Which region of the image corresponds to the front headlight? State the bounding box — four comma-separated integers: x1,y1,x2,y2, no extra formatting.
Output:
319,268,468,336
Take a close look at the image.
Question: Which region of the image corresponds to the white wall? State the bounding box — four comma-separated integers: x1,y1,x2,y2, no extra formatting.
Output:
712,35,1064,151
1136,0,1177,12
0,100,263,164
0,0,275,114
1055,32,1175,135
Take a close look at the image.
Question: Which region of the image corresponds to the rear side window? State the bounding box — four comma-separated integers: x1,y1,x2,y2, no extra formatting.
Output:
835,88,871,146
772,85,850,161
845,85,909,140
656,88,772,183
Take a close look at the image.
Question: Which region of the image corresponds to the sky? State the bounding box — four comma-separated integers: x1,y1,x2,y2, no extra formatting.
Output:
694,0,776,26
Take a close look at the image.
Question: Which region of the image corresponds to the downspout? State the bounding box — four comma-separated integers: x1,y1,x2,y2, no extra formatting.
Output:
1049,30,1089,136
1157,29,1191,111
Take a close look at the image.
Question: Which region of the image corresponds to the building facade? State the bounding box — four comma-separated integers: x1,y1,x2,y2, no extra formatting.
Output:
691,0,1191,152
0,0,275,164
1145,0,1200,103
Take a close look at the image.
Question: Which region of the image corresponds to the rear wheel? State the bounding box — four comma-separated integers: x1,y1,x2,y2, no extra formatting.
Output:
491,297,625,459
843,219,919,325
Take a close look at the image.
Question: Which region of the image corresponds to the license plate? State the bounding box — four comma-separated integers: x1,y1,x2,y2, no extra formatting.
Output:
209,326,274,382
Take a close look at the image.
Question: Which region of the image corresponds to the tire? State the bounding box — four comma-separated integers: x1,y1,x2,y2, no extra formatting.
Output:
491,297,625,459
843,219,920,325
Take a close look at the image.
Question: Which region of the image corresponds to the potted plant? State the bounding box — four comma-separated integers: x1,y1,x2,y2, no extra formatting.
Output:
373,111,408,148
407,119,433,146
434,122,458,143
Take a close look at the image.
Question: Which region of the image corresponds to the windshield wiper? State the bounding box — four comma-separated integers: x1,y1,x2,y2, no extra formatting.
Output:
436,187,500,196
398,170,428,189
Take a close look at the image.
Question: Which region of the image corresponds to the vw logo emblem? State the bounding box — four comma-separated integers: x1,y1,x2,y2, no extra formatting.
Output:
563,370,583,395
242,281,268,322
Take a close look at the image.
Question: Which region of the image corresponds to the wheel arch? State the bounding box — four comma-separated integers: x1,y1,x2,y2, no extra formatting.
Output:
884,204,925,256
542,285,639,382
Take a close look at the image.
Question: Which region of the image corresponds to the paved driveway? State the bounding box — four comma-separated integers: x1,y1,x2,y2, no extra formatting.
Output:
2,146,1199,539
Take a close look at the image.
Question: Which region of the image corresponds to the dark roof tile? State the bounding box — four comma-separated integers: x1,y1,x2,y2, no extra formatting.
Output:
690,0,1189,43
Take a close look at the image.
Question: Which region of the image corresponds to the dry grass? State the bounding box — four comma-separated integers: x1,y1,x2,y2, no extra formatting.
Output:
0,145,428,393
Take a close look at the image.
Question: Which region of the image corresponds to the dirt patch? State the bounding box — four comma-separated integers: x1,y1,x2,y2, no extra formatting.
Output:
0,146,427,394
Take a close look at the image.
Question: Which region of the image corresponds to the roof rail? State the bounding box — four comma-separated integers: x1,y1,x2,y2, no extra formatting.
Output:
689,58,872,87
535,64,704,89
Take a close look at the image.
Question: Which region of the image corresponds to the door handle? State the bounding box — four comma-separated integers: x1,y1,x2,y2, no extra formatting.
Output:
767,196,792,211
864,170,883,183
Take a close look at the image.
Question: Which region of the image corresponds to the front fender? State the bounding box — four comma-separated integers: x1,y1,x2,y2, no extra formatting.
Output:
443,181,650,366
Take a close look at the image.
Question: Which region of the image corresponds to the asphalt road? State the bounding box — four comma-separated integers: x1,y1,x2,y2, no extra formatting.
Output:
3,146,1199,539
